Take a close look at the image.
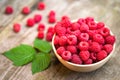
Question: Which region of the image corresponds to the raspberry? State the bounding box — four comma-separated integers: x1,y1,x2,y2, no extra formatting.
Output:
26,18,35,27
96,50,107,61
5,6,13,14
61,15,69,20
90,53,97,61
97,22,104,29
80,23,89,32
37,23,45,31
61,18,71,28
67,45,77,54
59,36,67,46
84,59,93,64
61,51,72,61
77,18,86,25
22,6,30,15
13,23,21,33
71,22,80,31
99,27,110,37
78,33,89,41
78,41,89,51
67,35,77,45
48,10,55,17
79,51,90,61
37,2,45,10
70,30,81,37
34,14,42,23
46,32,54,41
105,35,115,45
93,34,105,44
57,47,65,56
71,54,82,64
47,27,54,34
37,31,44,39
103,44,113,54
85,17,94,23
48,16,56,23
88,30,98,39
87,21,97,30
89,42,101,53
55,24,66,36
54,35,60,45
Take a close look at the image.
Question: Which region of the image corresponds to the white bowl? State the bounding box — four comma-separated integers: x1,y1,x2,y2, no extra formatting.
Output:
52,33,115,72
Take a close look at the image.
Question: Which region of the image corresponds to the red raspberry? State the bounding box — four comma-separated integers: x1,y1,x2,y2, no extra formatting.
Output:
59,36,67,46
67,35,77,45
37,23,45,31
97,22,104,29
70,30,81,37
13,23,21,33
87,21,97,30
80,23,89,32
105,35,116,45
71,22,80,31
90,53,97,61
46,32,54,41
77,18,86,25
61,51,72,61
55,24,66,36
78,33,89,41
71,54,82,64
37,2,45,10
61,18,71,28
5,6,13,14
67,45,77,54
54,35,60,45
37,31,44,39
88,30,98,39
48,16,56,23
47,27,54,34
48,10,55,17
22,6,30,15
103,44,113,54
99,27,110,37
78,41,89,51
34,14,42,23
93,34,105,44
96,50,107,61
57,47,65,56
79,51,90,61
84,59,93,64
26,18,35,27
85,17,94,23
89,42,101,53
61,15,70,20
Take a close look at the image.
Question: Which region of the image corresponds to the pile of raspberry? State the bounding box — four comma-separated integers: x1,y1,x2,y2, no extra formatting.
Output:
54,17,116,65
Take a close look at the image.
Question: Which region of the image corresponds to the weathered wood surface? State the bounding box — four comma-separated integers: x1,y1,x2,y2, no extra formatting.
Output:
0,0,120,80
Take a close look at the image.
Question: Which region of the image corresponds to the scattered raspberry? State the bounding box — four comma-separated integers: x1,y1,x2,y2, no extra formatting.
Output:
59,36,67,46
78,41,89,51
71,54,82,64
103,44,113,54
48,10,55,17
67,45,77,54
99,27,110,37
37,2,45,10
80,23,89,32
34,14,42,23
22,6,30,15
67,35,77,45
61,51,72,61
84,59,93,64
87,21,97,30
78,33,89,41
13,23,21,33
71,22,80,31
26,18,35,27
37,23,45,31
61,15,69,20
48,15,56,23
37,31,44,39
96,50,107,61
46,32,54,41
57,47,66,56
47,27,54,34
97,22,104,29
55,24,66,36
61,18,71,28
77,18,86,25
105,35,116,45
93,34,105,44
79,51,90,61
89,42,101,53
54,36,60,45
5,6,13,14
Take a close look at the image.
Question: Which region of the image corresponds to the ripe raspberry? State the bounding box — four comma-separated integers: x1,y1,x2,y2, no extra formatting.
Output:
89,42,101,53
5,6,13,14
47,27,54,34
96,50,107,61
105,35,116,45
88,30,98,39
67,45,77,54
70,30,81,37
57,47,65,56
77,18,86,25
71,54,82,64
67,35,77,45
78,41,89,51
37,23,45,31
93,34,105,44
37,2,45,10
61,15,69,20
22,6,30,15
54,35,60,45
55,24,66,36
103,44,113,54
85,17,94,23
80,23,89,32
61,18,71,28
97,22,104,29
87,21,97,30
34,14,42,23
90,53,97,61
79,51,90,61
71,22,80,31
48,16,56,23
59,36,67,46
37,31,44,39
61,51,72,61
99,27,110,37
84,59,93,64
46,32,54,41
13,23,21,33
48,10,55,17
26,18,35,27
78,33,89,41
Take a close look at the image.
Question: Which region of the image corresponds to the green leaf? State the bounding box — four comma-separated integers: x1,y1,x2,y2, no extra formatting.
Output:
4,44,36,66
32,52,51,74
34,38,52,53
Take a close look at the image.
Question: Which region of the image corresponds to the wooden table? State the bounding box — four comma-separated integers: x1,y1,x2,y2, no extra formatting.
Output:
0,0,120,80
